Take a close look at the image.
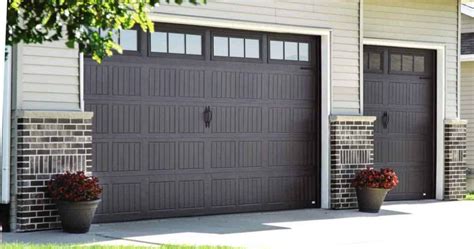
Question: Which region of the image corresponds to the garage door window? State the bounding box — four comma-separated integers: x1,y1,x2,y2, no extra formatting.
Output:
99,29,138,52
150,31,202,55
270,40,309,62
213,36,260,59
390,53,425,73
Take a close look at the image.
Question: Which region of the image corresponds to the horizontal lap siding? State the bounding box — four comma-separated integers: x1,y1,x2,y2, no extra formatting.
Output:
462,13,474,33
364,0,460,119
18,40,80,111
461,62,474,172
153,0,361,115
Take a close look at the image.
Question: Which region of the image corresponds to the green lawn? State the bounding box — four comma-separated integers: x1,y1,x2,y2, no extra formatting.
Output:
0,244,238,249
465,192,474,200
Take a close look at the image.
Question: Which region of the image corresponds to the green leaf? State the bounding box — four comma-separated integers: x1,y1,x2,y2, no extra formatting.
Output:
65,39,75,49
7,0,205,63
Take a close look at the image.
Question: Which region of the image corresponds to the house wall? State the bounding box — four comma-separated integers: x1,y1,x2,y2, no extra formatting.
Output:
462,13,474,33
461,61,474,191
152,0,362,115
14,41,81,111
364,0,460,119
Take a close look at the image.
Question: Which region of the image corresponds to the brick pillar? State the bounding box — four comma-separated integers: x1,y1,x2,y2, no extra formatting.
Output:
330,116,376,209
14,111,93,232
444,120,467,200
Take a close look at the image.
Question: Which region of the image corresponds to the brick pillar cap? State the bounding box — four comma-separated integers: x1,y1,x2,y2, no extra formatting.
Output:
330,115,376,122
16,111,94,119
445,119,467,125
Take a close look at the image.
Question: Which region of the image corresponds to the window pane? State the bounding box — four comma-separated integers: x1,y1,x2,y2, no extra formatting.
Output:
299,43,309,61
230,38,244,57
150,32,167,53
186,34,202,55
270,40,283,60
369,52,381,70
168,33,185,54
101,29,119,43
414,56,425,73
402,55,413,72
390,54,402,71
284,42,298,61
214,36,228,56
245,39,259,58
120,30,138,51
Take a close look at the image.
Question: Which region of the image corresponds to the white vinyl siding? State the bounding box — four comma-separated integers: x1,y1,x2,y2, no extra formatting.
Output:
152,0,362,114
364,0,460,119
461,62,474,175
462,13,474,33
16,40,80,111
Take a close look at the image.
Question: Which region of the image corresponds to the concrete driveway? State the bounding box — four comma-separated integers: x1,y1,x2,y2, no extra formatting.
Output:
4,200,474,249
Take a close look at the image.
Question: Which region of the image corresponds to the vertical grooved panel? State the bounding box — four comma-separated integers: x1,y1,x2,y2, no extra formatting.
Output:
179,180,204,209
178,142,204,169
149,142,176,170
149,181,176,210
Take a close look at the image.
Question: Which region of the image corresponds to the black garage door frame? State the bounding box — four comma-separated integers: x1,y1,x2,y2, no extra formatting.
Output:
363,45,437,200
85,23,323,222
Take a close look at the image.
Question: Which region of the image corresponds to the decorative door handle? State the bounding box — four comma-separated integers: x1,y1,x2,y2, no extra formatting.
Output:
203,106,212,128
208,106,213,125
382,111,389,129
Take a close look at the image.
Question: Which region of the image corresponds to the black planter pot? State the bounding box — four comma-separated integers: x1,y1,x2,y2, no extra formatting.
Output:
356,188,389,213
56,199,100,233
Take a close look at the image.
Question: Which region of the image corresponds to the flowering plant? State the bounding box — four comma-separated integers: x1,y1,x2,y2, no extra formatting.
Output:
47,171,102,202
352,168,399,189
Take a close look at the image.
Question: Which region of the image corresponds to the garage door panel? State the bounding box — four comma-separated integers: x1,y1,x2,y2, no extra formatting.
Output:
148,180,177,211
177,105,206,133
87,26,320,222
211,71,264,100
149,68,177,97
148,67,205,98
210,106,263,133
111,104,141,134
96,181,142,215
148,141,177,170
238,141,264,168
364,45,435,201
178,179,206,209
175,141,205,170
268,140,315,167
86,103,109,134
148,105,177,133
111,142,142,172
210,141,237,168
268,175,316,204
268,74,315,100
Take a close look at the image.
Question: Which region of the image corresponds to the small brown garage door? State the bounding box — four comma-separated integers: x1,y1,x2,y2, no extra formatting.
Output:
85,24,320,222
364,46,435,200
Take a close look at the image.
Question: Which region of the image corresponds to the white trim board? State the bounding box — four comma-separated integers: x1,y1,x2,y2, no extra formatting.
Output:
150,14,334,208
363,38,446,201
461,54,474,61
0,0,10,204
461,4,474,17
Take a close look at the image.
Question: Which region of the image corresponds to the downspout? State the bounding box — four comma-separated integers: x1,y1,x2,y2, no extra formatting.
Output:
0,0,11,204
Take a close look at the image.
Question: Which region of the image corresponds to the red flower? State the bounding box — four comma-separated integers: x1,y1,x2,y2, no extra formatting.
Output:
47,171,102,202
351,167,399,189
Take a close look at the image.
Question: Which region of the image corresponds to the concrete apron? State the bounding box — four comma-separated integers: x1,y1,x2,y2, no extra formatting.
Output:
3,200,474,249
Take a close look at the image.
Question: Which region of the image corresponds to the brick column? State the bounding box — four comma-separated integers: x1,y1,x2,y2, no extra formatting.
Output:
444,120,467,200
330,116,376,209
13,111,93,232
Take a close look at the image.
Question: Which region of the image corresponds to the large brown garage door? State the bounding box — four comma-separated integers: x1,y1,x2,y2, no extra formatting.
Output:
85,24,320,222
364,46,435,200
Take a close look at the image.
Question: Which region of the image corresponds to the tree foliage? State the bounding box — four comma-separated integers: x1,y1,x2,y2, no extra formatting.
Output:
7,0,205,63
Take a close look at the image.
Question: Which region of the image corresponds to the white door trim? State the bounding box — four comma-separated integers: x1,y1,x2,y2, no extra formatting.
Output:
363,38,446,200
150,14,333,208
